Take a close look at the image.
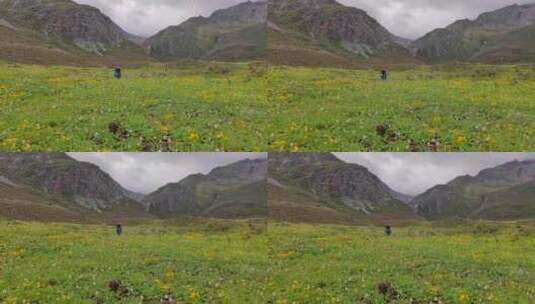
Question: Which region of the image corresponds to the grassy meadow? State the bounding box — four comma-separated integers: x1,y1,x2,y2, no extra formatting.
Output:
268,221,535,304
1,219,534,303
267,64,535,151
1,62,535,151
0,219,270,303
0,61,269,151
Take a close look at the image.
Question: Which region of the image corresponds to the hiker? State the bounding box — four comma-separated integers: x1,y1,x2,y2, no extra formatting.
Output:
114,67,122,79
380,69,388,81
385,225,392,236
116,224,123,236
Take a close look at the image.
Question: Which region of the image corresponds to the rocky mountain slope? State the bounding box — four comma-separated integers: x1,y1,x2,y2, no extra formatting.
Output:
268,0,419,68
411,160,535,220
2,153,533,223
0,153,148,222
144,158,267,219
0,0,151,66
145,1,267,61
0,177,85,222
268,153,417,225
412,3,535,64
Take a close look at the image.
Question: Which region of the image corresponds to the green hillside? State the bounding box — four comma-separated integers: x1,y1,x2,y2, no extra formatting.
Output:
146,1,267,62
474,24,535,64
412,3,535,64
475,181,535,220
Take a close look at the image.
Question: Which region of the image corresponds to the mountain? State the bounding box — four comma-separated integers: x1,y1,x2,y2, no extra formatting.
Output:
411,160,535,220
0,153,149,222
268,153,418,225
0,153,268,222
0,0,151,66
411,3,535,64
0,18,87,65
145,1,267,62
268,0,419,68
0,176,86,222
144,159,267,219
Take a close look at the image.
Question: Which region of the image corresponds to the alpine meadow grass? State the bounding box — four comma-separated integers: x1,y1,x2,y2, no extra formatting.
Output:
1,219,534,303
1,62,535,151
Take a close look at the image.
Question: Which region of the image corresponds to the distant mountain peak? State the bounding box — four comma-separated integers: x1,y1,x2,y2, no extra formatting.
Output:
0,0,151,65
210,1,267,25
145,1,267,61
0,153,143,212
269,152,342,167
0,153,150,222
411,159,535,220
144,158,267,218
268,0,418,68
270,0,396,51
268,153,414,223
412,2,535,63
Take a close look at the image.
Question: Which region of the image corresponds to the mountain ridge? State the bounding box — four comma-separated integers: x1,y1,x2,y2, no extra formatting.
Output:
145,1,267,61
0,154,269,222
410,159,535,220
144,158,268,219
0,0,152,66
2,0,534,66
411,3,535,63
0,153,150,222
268,153,418,225
268,0,420,68
1,153,534,223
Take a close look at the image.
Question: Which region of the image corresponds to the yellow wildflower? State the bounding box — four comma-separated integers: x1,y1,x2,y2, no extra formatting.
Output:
456,135,467,146
188,131,200,142
190,290,200,301
459,292,469,304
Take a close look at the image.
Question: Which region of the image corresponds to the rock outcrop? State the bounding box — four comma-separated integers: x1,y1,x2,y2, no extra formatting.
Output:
0,153,145,212
268,0,418,68
0,0,151,65
268,153,416,224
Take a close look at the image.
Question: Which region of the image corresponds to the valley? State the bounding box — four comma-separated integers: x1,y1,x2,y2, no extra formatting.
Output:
0,153,268,223
1,153,535,303
1,0,535,151
2,153,535,224
1,0,535,301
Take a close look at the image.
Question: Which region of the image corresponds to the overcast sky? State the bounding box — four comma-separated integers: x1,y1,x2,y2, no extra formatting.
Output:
69,153,267,194
74,0,535,38
334,153,535,196
339,0,535,39
67,152,535,197
73,0,245,37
